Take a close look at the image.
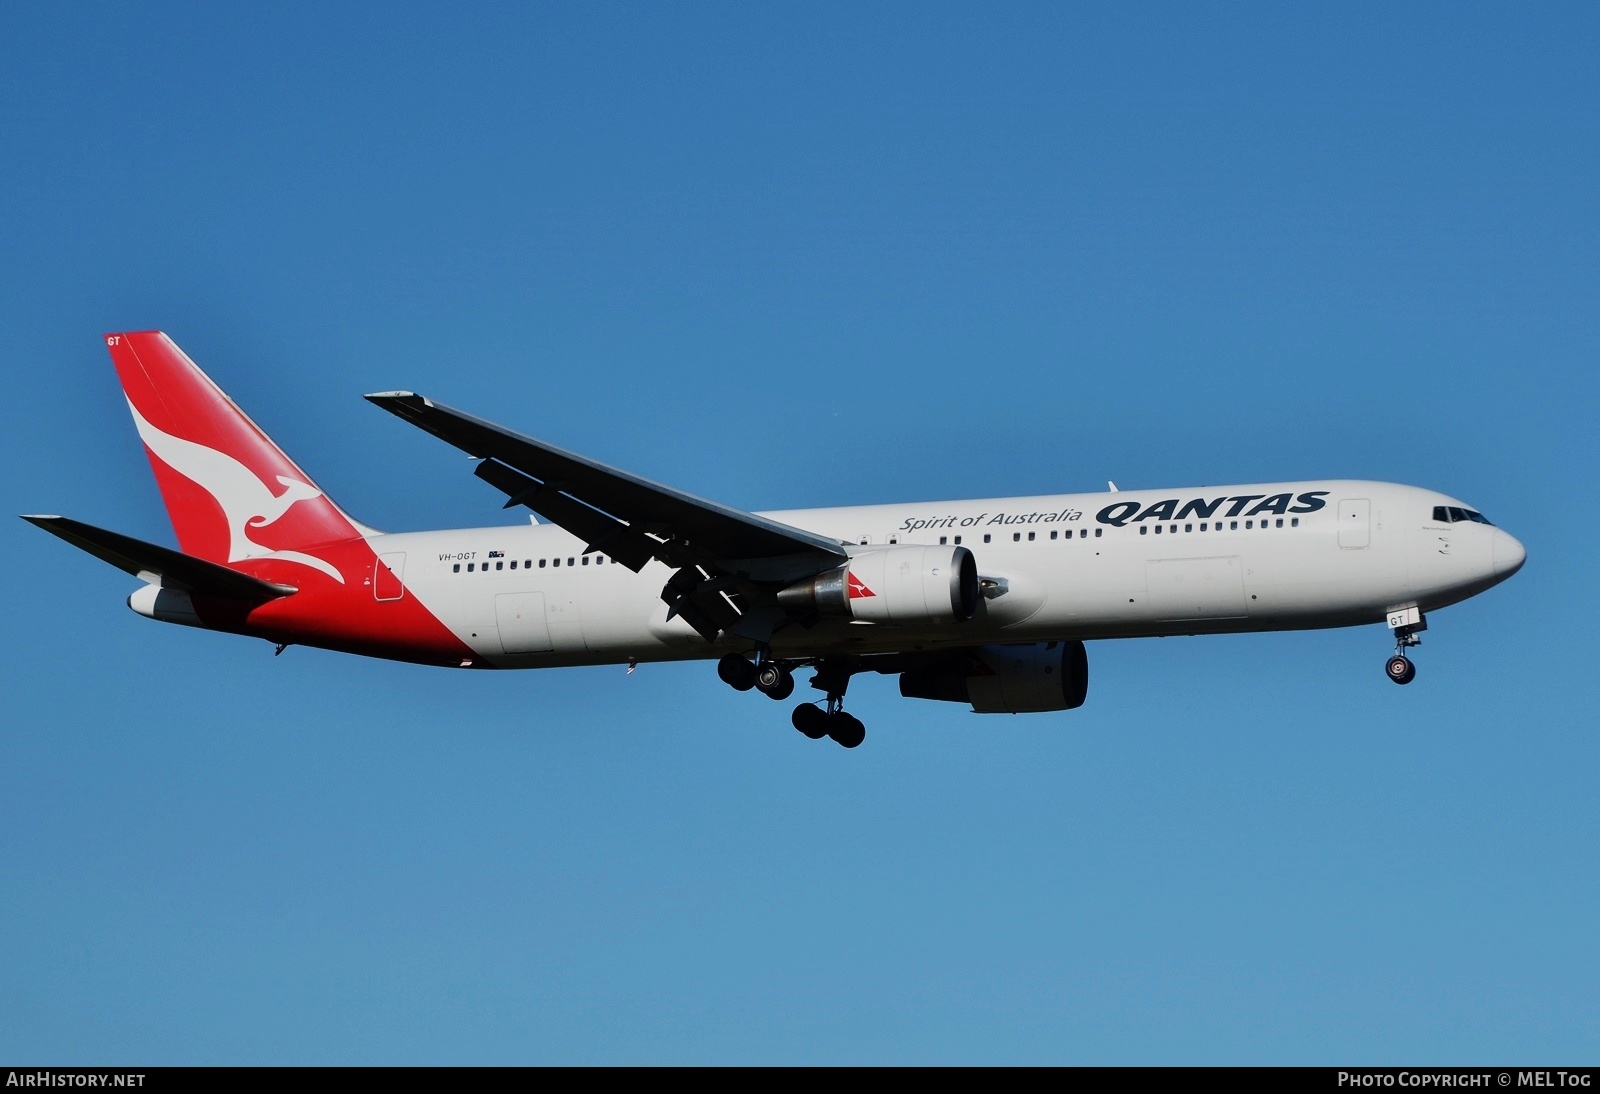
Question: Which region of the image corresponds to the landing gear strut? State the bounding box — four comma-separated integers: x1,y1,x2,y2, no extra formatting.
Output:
1385,607,1426,686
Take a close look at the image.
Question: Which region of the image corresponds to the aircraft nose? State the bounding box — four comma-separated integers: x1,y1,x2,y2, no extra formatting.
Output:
1493,528,1527,578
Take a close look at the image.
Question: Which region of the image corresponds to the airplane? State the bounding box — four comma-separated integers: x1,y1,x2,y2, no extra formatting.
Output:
23,331,1527,748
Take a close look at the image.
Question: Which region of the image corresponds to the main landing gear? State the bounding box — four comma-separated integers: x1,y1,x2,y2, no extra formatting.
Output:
717,653,793,699
791,703,865,748
717,653,864,748
1384,607,1426,686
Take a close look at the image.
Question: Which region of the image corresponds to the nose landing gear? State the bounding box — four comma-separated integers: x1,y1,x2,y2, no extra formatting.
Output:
1384,606,1426,685
1386,654,1417,685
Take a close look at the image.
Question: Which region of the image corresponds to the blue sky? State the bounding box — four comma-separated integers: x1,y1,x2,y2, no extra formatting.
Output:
3,2,1596,1065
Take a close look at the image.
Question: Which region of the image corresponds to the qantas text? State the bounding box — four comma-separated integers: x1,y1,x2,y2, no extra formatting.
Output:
1097,491,1329,527
899,492,1328,535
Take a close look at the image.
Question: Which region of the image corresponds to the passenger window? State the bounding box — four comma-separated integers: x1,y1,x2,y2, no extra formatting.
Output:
1028,532,1036,542
453,563,460,573
939,536,947,545
1184,524,1192,533
954,535,962,545
1291,518,1299,527
539,559,546,568
582,556,589,565
1275,518,1283,528
1050,530,1058,540
1140,526,1148,535
496,561,503,570
467,563,475,572
1200,523,1207,532
983,534,991,543
568,557,575,567
1154,526,1163,534
552,558,560,567
1013,533,1021,542
1245,521,1253,529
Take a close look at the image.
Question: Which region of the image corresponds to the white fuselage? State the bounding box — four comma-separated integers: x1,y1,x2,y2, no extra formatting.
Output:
360,479,1523,669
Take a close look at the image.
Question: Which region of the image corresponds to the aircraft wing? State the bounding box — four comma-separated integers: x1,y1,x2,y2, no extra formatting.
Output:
365,392,849,640
21,515,298,601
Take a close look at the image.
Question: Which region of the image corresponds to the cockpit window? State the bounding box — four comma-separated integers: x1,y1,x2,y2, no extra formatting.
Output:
1432,505,1494,526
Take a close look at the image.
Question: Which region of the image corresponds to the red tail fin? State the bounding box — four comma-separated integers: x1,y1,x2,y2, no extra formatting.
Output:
106,332,368,582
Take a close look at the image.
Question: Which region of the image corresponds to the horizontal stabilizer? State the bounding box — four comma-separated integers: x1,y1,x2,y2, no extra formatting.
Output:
20,515,298,601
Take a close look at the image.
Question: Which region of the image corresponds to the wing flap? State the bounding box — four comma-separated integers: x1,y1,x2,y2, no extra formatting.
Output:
473,458,659,572
21,515,298,601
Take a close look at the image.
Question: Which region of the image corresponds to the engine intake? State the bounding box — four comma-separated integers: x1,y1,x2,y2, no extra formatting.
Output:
900,641,1089,713
777,544,978,625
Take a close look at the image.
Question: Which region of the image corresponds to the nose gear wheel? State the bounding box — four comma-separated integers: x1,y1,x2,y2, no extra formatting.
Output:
1384,618,1424,685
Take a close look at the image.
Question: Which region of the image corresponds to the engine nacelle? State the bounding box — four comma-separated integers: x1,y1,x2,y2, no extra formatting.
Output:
899,641,1089,713
777,544,979,625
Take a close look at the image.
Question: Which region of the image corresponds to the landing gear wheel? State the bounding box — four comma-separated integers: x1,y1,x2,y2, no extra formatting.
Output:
827,712,866,749
792,703,829,739
717,653,757,692
1386,655,1416,685
756,663,795,701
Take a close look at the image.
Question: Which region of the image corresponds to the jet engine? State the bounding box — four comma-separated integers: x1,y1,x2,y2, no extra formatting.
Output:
777,545,979,625
899,641,1089,713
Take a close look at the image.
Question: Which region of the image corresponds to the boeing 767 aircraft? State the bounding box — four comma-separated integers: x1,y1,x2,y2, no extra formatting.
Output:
24,332,1526,748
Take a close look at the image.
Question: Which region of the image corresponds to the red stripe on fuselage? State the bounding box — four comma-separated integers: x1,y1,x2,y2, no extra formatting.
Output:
193,538,480,667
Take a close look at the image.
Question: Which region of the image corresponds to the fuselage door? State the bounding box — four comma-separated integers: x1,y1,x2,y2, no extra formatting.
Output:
374,552,406,600
497,592,555,654
1338,499,1371,549
1145,556,1248,620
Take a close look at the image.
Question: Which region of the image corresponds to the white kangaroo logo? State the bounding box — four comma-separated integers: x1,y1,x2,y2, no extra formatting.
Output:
127,399,347,583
